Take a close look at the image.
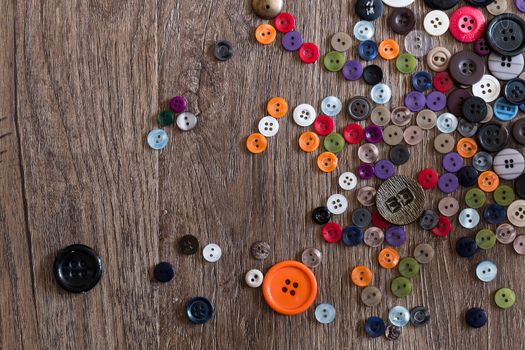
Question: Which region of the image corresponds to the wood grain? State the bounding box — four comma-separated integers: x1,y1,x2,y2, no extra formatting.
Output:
1,0,525,349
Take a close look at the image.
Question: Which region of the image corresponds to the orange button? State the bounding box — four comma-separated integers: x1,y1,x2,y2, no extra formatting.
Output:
478,170,499,192
299,131,320,152
456,137,478,158
246,133,268,154
317,152,338,172
267,97,288,118
378,247,399,269
351,265,373,287
255,24,276,45
262,260,317,315
378,39,399,60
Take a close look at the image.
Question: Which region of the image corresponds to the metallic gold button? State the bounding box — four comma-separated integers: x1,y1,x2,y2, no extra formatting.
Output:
383,125,404,145
434,133,455,153
376,175,425,225
357,186,377,206
252,0,283,19
361,286,382,306
416,109,437,130
358,143,380,163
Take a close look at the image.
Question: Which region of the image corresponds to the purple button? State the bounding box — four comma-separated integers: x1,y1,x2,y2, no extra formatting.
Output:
442,152,464,173
384,226,406,247
426,91,447,112
473,38,491,57
374,159,395,180
282,31,303,52
516,0,525,13
438,172,459,193
357,163,374,179
364,125,383,144
404,91,426,112
342,60,363,81
170,96,187,113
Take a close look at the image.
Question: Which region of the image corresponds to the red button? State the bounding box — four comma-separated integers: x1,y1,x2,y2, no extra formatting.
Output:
449,6,486,43
343,123,364,144
433,72,454,93
417,168,439,189
313,115,335,136
432,216,451,237
371,210,390,230
274,12,295,33
322,222,342,243
299,43,319,64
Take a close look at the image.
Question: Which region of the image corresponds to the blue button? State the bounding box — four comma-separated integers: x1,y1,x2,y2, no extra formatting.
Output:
353,20,375,41
321,96,342,116
412,71,433,92
388,306,410,327
475,260,497,282
364,316,386,337
456,236,478,258
147,129,169,150
493,97,519,121
466,307,487,328
358,40,378,61
342,226,363,246
483,203,506,225
314,303,336,324
436,112,458,133
154,262,175,283
370,83,392,104
186,297,214,324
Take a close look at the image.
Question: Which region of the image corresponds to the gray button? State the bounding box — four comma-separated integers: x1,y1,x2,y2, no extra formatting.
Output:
436,112,458,133
496,223,517,244
364,227,384,247
413,243,435,264
361,286,382,306
352,207,372,227
301,248,322,268
251,241,271,260
404,30,432,57
383,125,404,145
473,152,493,171
376,175,425,225
492,148,525,180
357,186,377,206
177,112,198,131
488,53,524,81
458,208,480,229
457,119,478,137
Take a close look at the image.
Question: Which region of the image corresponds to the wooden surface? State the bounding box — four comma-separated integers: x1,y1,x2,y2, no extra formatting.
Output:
1,0,525,349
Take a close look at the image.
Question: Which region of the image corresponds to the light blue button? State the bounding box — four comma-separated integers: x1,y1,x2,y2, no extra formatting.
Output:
493,97,519,121
370,83,392,104
388,306,410,327
476,260,497,282
436,113,458,133
315,303,336,324
321,96,342,116
147,129,169,150
458,208,480,229
353,21,375,41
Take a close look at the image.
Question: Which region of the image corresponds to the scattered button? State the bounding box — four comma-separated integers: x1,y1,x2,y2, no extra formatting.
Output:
472,75,501,103
449,6,486,43
513,234,525,254
475,260,497,282
448,50,485,85
424,10,449,36
472,152,493,172
426,91,447,111
410,306,431,326
370,83,392,104
378,39,399,60
496,223,517,244
251,0,283,19
405,30,432,57
351,265,372,287
213,40,234,61
53,244,103,293
427,46,451,71
186,297,214,324
315,303,336,324
246,133,267,154
321,96,342,117
342,60,363,81
170,95,187,113
494,288,516,309
282,31,303,52
362,65,383,85
154,262,174,283
352,207,372,228
376,175,424,225
465,307,487,328
488,53,524,81
176,112,197,131
324,132,345,154
385,325,402,341
255,23,277,45
147,129,168,150
364,316,386,337
274,12,295,33
384,226,406,247
203,243,221,262
374,159,395,180
458,208,480,229
438,196,460,216
486,13,525,56
388,8,415,35
299,131,320,153
322,222,343,243
301,248,322,268
398,257,420,278
477,122,508,152
378,247,400,269
419,209,439,230
388,306,410,326
438,172,459,193
353,21,375,41
342,226,364,246
324,51,345,72
298,42,319,64
317,152,338,172
357,186,377,206
313,115,335,136
364,227,384,247
358,143,379,163
416,109,437,129
179,235,199,255
414,243,435,264
245,269,264,288
412,71,433,92
355,0,383,21
456,236,478,258
383,125,404,145
267,96,288,118
465,188,486,208
361,286,382,306
507,200,525,227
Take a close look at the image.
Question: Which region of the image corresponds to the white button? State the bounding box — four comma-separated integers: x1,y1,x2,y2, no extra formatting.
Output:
203,243,222,262
436,112,458,133
488,53,524,81
353,21,375,41
315,303,336,324
147,129,169,150
472,75,501,103
475,260,497,282
487,0,507,16
458,208,480,229
370,83,392,104
258,116,279,137
339,172,358,190
293,103,316,126
382,0,415,7
321,96,342,116
388,306,410,327
245,269,264,288
326,194,348,215
493,148,525,180
423,10,449,36
176,112,197,131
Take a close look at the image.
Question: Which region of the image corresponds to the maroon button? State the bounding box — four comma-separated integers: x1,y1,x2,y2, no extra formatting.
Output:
432,216,452,237
371,210,390,230
447,89,472,118
448,50,485,85
343,123,364,144
388,8,416,35
314,115,335,136
433,71,455,93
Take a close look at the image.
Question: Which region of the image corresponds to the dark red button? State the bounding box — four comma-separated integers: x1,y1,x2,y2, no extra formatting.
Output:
432,216,452,237
433,72,454,93
299,43,319,64
449,6,486,43
274,12,295,33
314,115,335,136
371,210,390,230
417,168,439,189
343,123,364,144
322,222,342,243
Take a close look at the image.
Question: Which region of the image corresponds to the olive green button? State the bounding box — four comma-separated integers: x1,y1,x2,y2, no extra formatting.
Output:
396,53,417,74
465,188,486,209
158,110,174,127
494,287,516,309
476,229,496,250
494,185,515,206
390,276,412,298
324,132,345,153
323,51,345,72
398,257,420,279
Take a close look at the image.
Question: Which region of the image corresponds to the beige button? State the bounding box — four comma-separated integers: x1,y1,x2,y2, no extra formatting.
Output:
364,227,384,247
520,72,525,80
416,109,437,129
434,133,455,153
383,125,404,145
480,103,493,123
513,235,525,254
301,247,322,268
358,143,379,163
391,106,413,126
496,223,517,244
403,125,423,145
426,46,451,72
357,186,376,206
507,200,525,227
438,196,459,216
413,243,435,264
251,0,283,19
361,286,382,306
331,32,352,52
487,0,507,15
371,106,391,126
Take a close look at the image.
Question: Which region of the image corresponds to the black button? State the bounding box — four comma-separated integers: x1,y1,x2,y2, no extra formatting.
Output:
348,96,372,120
504,79,525,105
486,14,525,56
388,8,415,35
483,204,506,225
312,206,332,225
53,244,103,293
512,118,525,145
389,144,410,165
179,235,199,255
186,297,214,324
154,262,175,283
462,96,487,123
410,306,431,326
213,41,234,61
419,209,439,230
457,119,478,137
423,0,459,10
465,307,487,328
457,166,479,187
515,173,525,199
362,65,383,85
456,236,478,258
466,0,494,5
447,89,472,118
477,122,509,152
448,50,484,86
355,0,382,21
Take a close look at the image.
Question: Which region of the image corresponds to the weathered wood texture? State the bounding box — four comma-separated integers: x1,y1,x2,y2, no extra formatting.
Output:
1,0,525,349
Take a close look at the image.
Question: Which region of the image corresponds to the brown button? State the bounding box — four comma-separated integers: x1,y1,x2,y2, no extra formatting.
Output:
251,241,271,260
388,8,415,35
364,227,384,247
413,243,435,264
507,200,525,227
358,143,379,163
403,125,423,146
391,106,413,126
361,286,382,306
426,46,451,72
251,0,283,19
513,235,525,255
383,125,404,145
447,89,472,118
331,32,352,52
481,103,493,123
301,248,322,268
496,223,517,244
371,106,391,126
434,133,455,153
448,50,485,86
512,118,525,144
438,197,460,216
416,109,437,129
357,186,377,206
375,175,425,225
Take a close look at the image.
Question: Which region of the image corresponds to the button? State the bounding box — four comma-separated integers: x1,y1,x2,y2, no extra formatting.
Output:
384,226,406,247
362,65,383,85
375,159,395,180
388,8,415,35
282,31,303,52
496,223,517,244
299,132,320,153
293,103,316,126
412,71,433,92
298,42,319,64
251,0,283,19
147,129,168,150
514,234,525,253
513,118,525,145
494,288,516,309
53,244,103,293
245,269,264,288
448,50,485,85
494,185,515,206
338,172,358,191
517,0,525,12
465,188,486,208
476,229,497,249
410,307,431,327
371,106,391,126
442,152,463,173
157,111,174,127
388,306,410,327
213,40,234,61
391,106,413,126
505,79,525,104
477,122,508,152
403,126,423,146
436,113,458,133
404,30,432,57
353,21,375,41
351,265,372,287
378,39,399,60
342,225,364,246
508,200,525,227
488,53,524,81
424,10,449,36
396,53,417,74
315,303,336,324
324,132,345,153
385,325,402,341
383,0,414,6
472,75,501,103
419,209,439,230
486,14,525,56
472,38,490,58
329,32,352,54
414,243,435,264
424,0,459,9
327,193,348,215
358,142,379,163
364,316,386,337
246,133,267,154
432,215,452,237
357,185,377,206
457,119,478,138
203,243,221,262
478,170,499,192
322,222,342,243
267,96,288,118
493,148,525,180
312,206,332,225
390,276,412,298
494,97,519,121
186,297,214,324
398,257,420,278
456,236,478,258
376,175,425,225
170,95,187,113
465,307,487,328
378,247,400,268
364,227,384,247
258,116,279,137
456,138,478,158
383,125,404,145
458,208,480,229
179,235,199,255
404,91,426,112
324,51,345,71
516,174,525,198
417,109,437,129
438,196,460,216
389,144,410,165
352,208,372,228
301,248,322,268
262,260,317,315
449,6,486,43
274,12,294,33
343,124,364,145
426,91,447,111
348,96,371,120
251,241,271,260
361,286,382,306
433,72,454,93
355,0,382,21
255,24,276,45
447,89,472,118
458,165,480,187
462,97,487,123
153,262,174,283
342,60,363,81
438,172,459,193
372,211,390,229
473,152,493,172
426,46,451,71
434,133,455,153
321,96,342,116
364,125,383,144
370,83,392,104
313,115,335,136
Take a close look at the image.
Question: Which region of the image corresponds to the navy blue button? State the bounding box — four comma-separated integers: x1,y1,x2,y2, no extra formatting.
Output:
465,307,487,328
364,316,386,338
355,0,383,21
53,244,103,293
456,237,478,258
457,166,479,187
358,40,378,61
342,226,364,246
154,262,175,283
483,204,506,225
412,71,433,92
186,297,214,324
504,79,525,105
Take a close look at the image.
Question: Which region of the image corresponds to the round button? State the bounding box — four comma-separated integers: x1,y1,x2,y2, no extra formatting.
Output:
426,91,447,112
427,46,451,71
433,72,454,93
434,134,455,154
496,223,517,244
438,172,459,193
438,196,460,216
487,0,507,15
391,106,413,126
494,185,516,206
342,226,364,246
473,152,493,172
353,21,375,41
383,0,414,7
342,60,363,81
203,243,221,262
493,148,525,180
251,0,283,19
410,307,431,327
403,126,423,146
378,39,399,60
364,227,384,247
417,109,437,129
179,234,199,255
351,265,372,287
484,203,507,225
462,96,487,123
414,243,435,264
313,115,335,136
246,133,267,154
374,159,395,180
255,24,276,45
398,257,420,278
458,119,477,139
384,226,406,247
457,166,479,187
357,186,376,206
339,172,358,190
293,103,316,126
494,97,519,121
449,6,486,43
322,222,342,243
364,125,383,144
258,116,279,137
404,91,426,112
245,269,264,288
465,188,486,208
321,96,342,116
378,247,399,269
372,211,389,229
186,297,213,324
326,193,348,215
352,208,372,228
370,83,392,104
419,209,439,230
376,175,425,225
505,78,525,104
474,37,491,56
371,106,390,126
458,208,480,229
476,229,497,249
383,125,404,146
154,262,174,283
478,170,499,192
301,248,322,269
251,241,271,260
362,65,383,85
343,123,364,144
424,0,459,9
364,316,386,337
282,31,303,52
513,234,525,254
355,0,383,21
465,307,487,328
53,244,103,293
412,71,433,92
358,40,378,61
456,138,477,158
424,10,449,36
448,50,485,85
472,75,501,103
267,97,288,118
436,113,458,133
494,288,516,309
213,40,234,61
389,306,410,326
508,200,525,227
157,110,174,127
348,96,371,120
390,276,412,298
324,132,345,154
361,287,382,307
170,95,187,113
396,53,417,74
331,32,352,53
404,30,432,57
477,122,509,152
512,118,525,145
432,216,452,237
315,303,336,324
298,42,319,64
324,51,345,72
456,236,478,258
486,13,525,56
516,174,525,198
312,206,331,225
389,144,410,165
299,132,320,153
442,152,463,173
388,8,415,35
358,143,379,163
147,129,168,150
273,12,295,33
488,53,524,81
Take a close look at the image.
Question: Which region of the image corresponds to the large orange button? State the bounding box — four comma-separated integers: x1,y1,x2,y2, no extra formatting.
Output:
478,170,499,192
267,97,288,118
262,260,317,315
317,152,338,172
246,133,268,154
351,265,373,287
255,24,277,45
378,247,399,269
298,131,320,152
456,137,478,158
378,39,399,60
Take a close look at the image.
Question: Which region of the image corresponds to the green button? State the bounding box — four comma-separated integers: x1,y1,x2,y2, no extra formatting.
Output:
398,257,420,279
494,185,515,206
476,229,496,249
390,276,412,298
396,53,417,74
465,188,486,208
494,287,516,309
324,132,345,153
157,110,174,127
323,51,345,72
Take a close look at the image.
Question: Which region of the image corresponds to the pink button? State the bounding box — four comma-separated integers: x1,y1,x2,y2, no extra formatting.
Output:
449,6,486,43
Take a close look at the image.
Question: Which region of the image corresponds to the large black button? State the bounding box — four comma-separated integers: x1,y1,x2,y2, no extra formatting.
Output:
355,0,382,21
462,96,487,123
312,206,332,225
486,14,525,56
477,122,509,152
154,262,175,283
186,297,214,324
179,235,199,255
213,41,234,61
515,173,525,199
388,8,415,35
53,244,103,293
512,118,525,145
362,65,383,85
423,0,459,10
389,144,410,165
504,79,525,105
457,166,480,187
